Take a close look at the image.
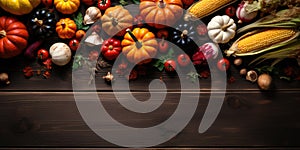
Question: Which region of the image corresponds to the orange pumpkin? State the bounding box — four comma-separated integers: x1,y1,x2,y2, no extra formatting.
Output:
0,16,29,59
121,28,158,64
54,0,80,14
56,18,77,39
101,5,133,37
139,0,183,29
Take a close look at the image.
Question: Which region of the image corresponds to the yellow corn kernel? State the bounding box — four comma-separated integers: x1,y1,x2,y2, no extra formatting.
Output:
188,0,234,19
237,28,296,53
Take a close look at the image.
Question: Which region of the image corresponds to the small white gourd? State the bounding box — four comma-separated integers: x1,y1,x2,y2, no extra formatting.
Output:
84,6,102,25
50,42,72,66
207,15,237,44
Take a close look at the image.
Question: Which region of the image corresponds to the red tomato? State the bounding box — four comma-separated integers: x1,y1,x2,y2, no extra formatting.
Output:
158,39,169,53
37,49,49,61
42,0,53,7
177,54,190,67
225,6,236,17
82,0,95,6
182,0,194,7
69,39,80,51
217,58,230,71
101,38,122,60
164,60,176,72
98,0,111,11
197,24,208,36
156,29,169,39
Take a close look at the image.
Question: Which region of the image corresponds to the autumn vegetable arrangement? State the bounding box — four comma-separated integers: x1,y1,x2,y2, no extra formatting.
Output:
0,0,299,91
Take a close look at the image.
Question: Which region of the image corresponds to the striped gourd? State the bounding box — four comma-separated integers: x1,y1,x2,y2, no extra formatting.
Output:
184,0,237,21
226,28,299,56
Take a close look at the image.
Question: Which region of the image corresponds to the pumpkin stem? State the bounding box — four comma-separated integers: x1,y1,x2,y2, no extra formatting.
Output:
221,23,233,31
181,30,188,38
61,22,66,28
158,0,166,8
34,18,44,26
111,18,118,26
0,30,6,38
126,28,142,49
64,0,68,2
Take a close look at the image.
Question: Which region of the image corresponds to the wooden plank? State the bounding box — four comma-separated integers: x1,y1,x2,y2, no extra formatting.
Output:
0,92,299,147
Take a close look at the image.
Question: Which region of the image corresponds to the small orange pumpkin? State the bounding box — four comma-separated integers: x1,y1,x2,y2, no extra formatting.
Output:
121,28,158,64
101,5,133,37
54,0,80,14
56,18,77,39
139,0,183,29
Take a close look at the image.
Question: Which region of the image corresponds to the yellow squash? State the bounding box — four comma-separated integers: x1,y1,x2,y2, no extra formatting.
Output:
0,0,41,15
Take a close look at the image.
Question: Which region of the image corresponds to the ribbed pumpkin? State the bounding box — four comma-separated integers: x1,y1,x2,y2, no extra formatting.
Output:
54,0,80,14
121,28,158,64
0,0,41,15
101,5,133,37
56,18,77,39
139,0,183,29
29,8,57,39
0,16,29,59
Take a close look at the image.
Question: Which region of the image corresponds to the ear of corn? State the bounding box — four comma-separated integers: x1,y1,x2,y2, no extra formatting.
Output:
184,0,237,21
226,28,299,56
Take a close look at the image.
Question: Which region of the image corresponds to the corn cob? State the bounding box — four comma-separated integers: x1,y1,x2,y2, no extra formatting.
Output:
226,28,299,56
184,0,237,21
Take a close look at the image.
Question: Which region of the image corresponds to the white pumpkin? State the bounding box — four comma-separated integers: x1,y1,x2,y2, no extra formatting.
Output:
84,6,102,25
207,15,237,44
49,42,72,66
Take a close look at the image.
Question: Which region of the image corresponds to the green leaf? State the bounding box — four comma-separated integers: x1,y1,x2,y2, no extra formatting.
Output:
152,48,175,71
119,0,128,5
187,71,200,83
131,0,140,4
73,12,90,30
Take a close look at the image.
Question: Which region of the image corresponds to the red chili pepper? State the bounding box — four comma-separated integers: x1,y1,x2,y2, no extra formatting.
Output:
98,0,111,11
101,38,122,61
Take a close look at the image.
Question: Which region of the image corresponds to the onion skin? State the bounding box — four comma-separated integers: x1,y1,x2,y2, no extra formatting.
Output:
24,40,43,59
257,73,272,90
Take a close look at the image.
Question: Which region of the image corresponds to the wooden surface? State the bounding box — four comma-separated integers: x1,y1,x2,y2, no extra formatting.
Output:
1,55,300,149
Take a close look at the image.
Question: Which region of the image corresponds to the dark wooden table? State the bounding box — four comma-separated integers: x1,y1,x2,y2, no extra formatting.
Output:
0,55,300,149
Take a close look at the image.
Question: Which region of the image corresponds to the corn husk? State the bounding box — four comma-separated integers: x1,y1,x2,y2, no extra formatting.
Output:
249,41,300,66
237,7,300,34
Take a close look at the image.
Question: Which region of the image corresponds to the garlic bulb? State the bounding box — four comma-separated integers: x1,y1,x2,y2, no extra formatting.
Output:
84,6,102,25
49,42,72,66
207,15,237,44
85,31,104,46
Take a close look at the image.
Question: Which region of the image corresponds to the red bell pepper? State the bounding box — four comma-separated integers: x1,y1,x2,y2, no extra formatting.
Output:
98,0,111,11
101,38,122,61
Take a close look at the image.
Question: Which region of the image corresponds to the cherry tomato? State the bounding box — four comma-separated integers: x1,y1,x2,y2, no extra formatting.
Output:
37,49,49,61
225,6,236,17
158,39,169,53
156,29,169,39
197,24,208,36
75,30,86,40
164,59,176,72
69,39,80,51
177,54,190,67
217,58,230,71
98,0,111,11
82,0,95,6
42,0,53,7
182,0,194,7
